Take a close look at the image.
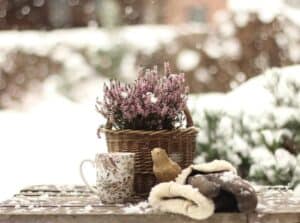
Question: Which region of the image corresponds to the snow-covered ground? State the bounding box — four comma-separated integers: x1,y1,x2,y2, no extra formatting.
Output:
0,78,107,201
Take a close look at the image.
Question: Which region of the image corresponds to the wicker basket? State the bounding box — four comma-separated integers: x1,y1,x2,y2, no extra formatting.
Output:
98,108,198,197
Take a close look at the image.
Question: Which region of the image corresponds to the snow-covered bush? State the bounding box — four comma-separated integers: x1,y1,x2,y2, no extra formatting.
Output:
0,51,61,109
191,65,300,187
1,8,300,109
137,11,300,93
0,26,195,108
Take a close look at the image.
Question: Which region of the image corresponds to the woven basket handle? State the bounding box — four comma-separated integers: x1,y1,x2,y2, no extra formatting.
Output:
184,106,193,127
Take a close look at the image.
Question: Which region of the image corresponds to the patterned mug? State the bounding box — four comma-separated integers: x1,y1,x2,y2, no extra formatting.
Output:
80,152,135,203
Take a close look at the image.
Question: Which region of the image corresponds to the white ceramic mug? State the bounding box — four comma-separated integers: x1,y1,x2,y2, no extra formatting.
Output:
80,152,135,203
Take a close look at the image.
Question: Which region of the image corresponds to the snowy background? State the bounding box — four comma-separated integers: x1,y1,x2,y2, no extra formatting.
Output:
1,0,300,200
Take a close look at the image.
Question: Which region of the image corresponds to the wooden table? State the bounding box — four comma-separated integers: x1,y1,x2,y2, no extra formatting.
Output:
0,185,300,223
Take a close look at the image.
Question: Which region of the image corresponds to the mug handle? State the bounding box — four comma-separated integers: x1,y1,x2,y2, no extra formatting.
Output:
80,159,98,194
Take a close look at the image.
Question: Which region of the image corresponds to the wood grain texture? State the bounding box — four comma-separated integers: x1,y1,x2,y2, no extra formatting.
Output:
0,185,299,223
0,214,247,223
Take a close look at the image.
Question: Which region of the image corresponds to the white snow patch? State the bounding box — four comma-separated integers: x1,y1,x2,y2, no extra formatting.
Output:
223,38,241,59
194,68,211,83
0,78,107,201
122,201,153,214
228,0,283,23
176,49,200,71
294,184,300,196
220,171,236,182
228,0,300,26
275,149,296,170
234,12,250,27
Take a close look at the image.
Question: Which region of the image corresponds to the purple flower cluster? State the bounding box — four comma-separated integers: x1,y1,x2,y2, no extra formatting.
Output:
96,63,189,130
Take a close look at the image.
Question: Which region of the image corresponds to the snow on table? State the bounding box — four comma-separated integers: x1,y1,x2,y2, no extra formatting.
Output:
0,185,300,223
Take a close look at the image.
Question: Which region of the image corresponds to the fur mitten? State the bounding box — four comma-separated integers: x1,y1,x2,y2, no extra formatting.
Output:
187,172,257,212
149,182,214,220
149,160,257,220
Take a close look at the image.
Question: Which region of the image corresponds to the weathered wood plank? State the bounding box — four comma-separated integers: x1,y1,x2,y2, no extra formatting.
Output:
0,185,300,223
255,186,300,213
20,185,92,194
248,213,300,223
0,213,247,223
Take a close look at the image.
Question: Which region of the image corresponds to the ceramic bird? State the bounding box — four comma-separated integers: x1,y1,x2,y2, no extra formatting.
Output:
151,148,182,182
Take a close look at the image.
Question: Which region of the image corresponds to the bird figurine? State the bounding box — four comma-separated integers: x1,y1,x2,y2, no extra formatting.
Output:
151,148,182,182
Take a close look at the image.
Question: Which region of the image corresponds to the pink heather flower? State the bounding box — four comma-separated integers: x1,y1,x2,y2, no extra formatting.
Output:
96,63,189,130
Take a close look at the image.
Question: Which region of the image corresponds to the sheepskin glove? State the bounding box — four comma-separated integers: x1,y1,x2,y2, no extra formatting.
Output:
148,182,214,220
187,172,257,212
148,160,257,220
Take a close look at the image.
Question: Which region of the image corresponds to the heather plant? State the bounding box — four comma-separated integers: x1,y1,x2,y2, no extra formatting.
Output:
96,63,189,130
